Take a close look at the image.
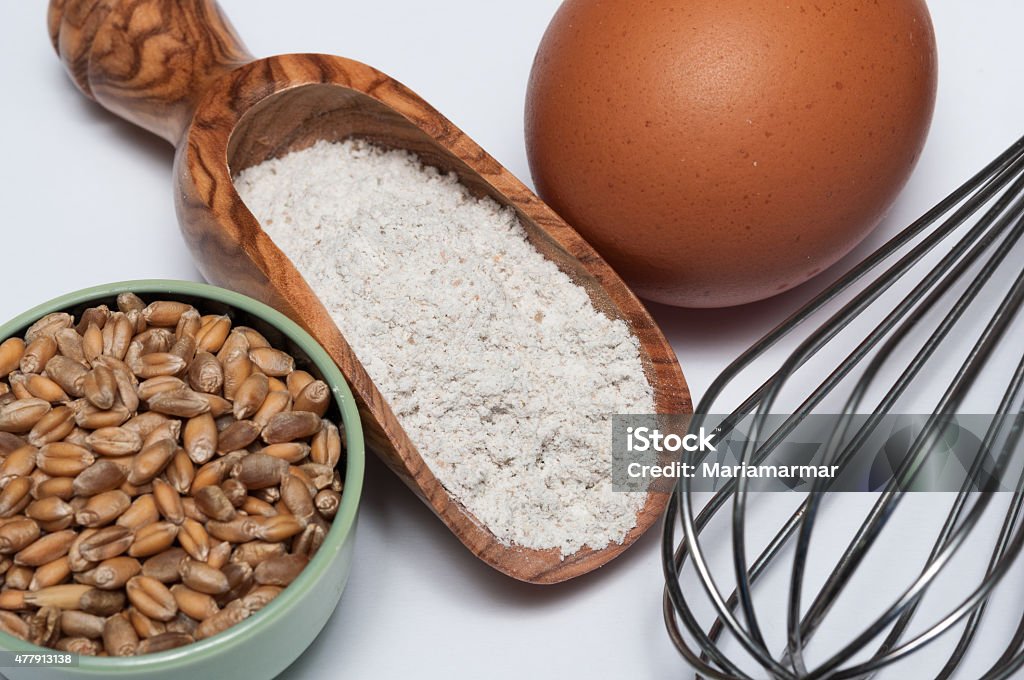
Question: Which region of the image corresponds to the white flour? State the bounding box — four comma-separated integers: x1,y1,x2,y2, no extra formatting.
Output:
235,139,654,555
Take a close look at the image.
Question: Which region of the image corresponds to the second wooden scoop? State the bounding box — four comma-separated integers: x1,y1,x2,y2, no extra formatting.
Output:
48,0,691,583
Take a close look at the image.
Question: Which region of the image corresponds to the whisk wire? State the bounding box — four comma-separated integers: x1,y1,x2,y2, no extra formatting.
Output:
663,134,1024,679
785,175,1024,676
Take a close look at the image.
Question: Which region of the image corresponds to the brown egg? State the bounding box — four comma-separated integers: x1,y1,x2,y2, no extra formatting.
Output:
525,0,937,308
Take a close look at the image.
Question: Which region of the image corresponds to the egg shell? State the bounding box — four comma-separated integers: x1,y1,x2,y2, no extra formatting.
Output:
525,0,938,307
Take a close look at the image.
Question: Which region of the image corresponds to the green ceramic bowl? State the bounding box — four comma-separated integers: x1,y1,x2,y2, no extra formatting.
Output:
0,280,363,680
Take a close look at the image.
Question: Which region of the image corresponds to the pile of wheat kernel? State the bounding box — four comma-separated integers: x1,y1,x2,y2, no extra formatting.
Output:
0,293,344,656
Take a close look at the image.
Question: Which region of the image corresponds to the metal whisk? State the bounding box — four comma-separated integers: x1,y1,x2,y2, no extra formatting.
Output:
662,134,1024,679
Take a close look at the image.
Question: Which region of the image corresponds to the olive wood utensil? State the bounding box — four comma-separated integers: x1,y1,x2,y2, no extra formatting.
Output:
48,0,691,583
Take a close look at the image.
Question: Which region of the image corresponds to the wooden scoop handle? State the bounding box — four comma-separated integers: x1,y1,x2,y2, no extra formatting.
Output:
48,0,252,145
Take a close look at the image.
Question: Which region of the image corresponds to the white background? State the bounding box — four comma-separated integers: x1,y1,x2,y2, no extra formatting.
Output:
3,1,1024,678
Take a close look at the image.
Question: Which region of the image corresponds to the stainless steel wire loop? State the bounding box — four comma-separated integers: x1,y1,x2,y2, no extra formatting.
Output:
663,135,1024,679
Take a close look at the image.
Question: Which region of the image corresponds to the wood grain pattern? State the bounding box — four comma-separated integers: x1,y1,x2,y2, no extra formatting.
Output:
52,0,252,143
49,0,693,583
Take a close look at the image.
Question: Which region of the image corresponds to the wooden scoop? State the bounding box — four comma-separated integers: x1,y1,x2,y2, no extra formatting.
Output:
48,0,692,583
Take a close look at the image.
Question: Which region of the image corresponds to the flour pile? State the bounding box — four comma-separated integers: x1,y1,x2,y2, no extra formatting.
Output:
235,140,655,554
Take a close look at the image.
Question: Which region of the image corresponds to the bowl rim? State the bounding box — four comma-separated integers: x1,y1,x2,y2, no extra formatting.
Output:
0,279,364,673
